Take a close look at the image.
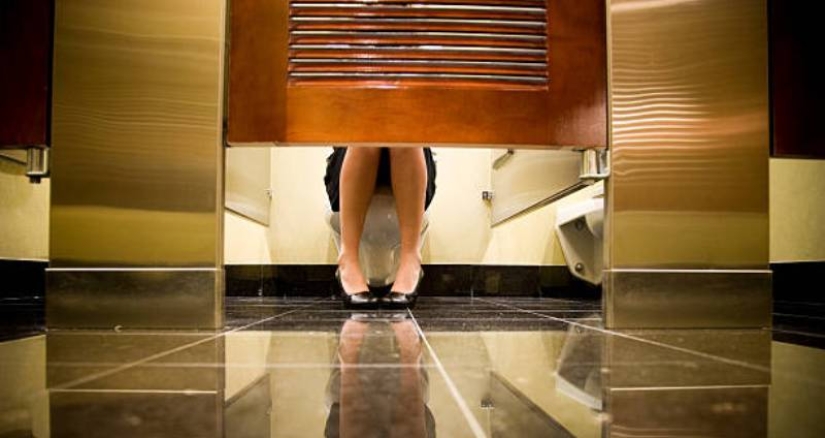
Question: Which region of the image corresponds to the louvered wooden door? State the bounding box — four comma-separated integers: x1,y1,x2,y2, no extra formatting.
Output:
228,0,606,147
0,0,53,148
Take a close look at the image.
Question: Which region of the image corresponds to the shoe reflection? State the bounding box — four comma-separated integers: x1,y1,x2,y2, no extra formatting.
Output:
325,314,435,438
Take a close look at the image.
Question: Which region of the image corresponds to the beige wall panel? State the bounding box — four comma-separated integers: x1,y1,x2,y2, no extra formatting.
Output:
267,147,337,264
0,159,49,260
770,159,825,262
226,146,271,225
224,210,272,265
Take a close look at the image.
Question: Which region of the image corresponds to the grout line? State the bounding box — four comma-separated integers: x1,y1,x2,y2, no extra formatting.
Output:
49,388,219,395
408,309,487,438
610,384,769,392
51,299,326,390
771,328,825,339
483,298,825,390
607,268,772,274
47,267,219,272
477,298,776,374
773,313,825,321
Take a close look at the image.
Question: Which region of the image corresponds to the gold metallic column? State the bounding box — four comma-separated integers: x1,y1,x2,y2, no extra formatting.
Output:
605,0,771,328
48,0,227,328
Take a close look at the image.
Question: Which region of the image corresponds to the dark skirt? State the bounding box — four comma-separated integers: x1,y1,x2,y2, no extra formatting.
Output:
324,147,437,212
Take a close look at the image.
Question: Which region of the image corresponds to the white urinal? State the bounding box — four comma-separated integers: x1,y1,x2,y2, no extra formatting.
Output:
327,187,429,287
555,187,604,286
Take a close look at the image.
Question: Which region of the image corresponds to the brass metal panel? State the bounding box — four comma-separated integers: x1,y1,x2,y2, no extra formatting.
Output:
46,269,224,329
50,0,226,267
226,147,271,226
606,0,769,269
604,329,771,388
47,328,225,438
490,149,583,225
47,331,224,391
604,270,772,329
606,387,768,438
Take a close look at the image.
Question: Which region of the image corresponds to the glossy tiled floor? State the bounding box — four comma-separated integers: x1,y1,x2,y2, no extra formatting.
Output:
2,296,825,437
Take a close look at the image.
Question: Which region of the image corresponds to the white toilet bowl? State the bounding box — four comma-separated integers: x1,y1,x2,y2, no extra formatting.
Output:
327,187,429,287
555,188,604,286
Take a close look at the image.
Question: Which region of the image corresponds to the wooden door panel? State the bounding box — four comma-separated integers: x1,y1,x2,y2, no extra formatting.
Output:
228,0,606,147
0,0,53,148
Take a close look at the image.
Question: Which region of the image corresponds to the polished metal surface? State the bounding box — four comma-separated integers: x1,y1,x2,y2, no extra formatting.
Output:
490,149,583,225
46,269,224,329
226,147,271,226
492,149,515,169
578,148,608,183
25,147,49,183
606,0,769,269
9,297,825,437
604,0,770,328
604,327,771,438
49,0,227,328
47,330,224,438
50,0,226,268
604,270,772,329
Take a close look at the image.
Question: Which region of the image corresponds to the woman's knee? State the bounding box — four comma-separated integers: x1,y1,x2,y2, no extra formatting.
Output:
345,146,381,160
389,147,424,159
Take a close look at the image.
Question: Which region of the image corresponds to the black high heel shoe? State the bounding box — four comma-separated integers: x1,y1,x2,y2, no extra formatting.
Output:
383,269,424,309
336,270,377,309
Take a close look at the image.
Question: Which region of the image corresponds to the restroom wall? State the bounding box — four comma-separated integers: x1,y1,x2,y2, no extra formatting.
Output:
225,150,825,266
224,147,603,266
224,211,272,265
769,158,825,262
0,159,49,260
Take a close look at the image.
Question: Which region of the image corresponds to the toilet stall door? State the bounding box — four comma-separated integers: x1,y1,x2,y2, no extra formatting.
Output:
227,0,607,148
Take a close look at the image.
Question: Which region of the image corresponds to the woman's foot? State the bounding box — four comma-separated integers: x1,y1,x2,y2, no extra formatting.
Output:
383,256,423,309
336,255,376,309
337,255,369,296
391,257,423,294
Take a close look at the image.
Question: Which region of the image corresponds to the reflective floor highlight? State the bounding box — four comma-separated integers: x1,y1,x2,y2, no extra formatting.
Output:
2,297,825,437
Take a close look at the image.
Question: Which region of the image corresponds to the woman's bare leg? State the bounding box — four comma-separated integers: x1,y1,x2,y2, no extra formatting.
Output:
339,147,381,294
389,147,426,293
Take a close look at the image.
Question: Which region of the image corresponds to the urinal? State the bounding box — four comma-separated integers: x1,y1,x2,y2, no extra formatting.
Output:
555,187,604,286
327,187,429,287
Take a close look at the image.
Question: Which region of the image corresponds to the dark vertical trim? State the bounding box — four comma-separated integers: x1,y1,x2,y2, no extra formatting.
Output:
0,259,47,299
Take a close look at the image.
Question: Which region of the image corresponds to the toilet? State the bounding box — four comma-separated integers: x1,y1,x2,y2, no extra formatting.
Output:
555,186,604,286
327,187,429,287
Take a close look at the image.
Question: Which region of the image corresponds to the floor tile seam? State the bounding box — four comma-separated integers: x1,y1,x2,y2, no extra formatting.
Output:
49,388,219,395
772,312,825,321
609,384,769,392
773,300,825,306
48,362,444,370
408,310,487,438
52,300,327,390
477,298,775,375
771,328,825,339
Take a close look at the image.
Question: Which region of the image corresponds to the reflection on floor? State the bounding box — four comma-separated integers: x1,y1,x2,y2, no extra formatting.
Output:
1,297,825,437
